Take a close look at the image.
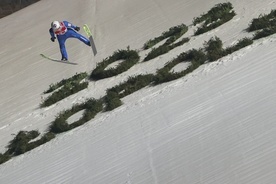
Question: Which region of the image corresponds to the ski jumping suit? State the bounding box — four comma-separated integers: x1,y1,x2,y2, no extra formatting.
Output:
49,21,90,60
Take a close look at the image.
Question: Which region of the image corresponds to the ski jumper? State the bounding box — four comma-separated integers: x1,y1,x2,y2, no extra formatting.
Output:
49,21,90,60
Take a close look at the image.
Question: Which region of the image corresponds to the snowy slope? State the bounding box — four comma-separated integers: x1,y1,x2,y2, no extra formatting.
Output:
0,0,276,183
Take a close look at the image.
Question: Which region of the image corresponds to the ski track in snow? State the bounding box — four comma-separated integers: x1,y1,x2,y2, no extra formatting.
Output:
1,0,276,184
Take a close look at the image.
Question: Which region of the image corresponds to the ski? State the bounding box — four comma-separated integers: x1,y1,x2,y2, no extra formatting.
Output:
40,54,78,65
83,24,97,56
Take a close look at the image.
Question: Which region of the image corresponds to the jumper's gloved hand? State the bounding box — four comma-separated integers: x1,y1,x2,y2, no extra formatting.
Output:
75,26,80,31
51,37,56,42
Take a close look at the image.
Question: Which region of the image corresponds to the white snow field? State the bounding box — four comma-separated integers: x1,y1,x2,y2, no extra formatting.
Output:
1,0,276,183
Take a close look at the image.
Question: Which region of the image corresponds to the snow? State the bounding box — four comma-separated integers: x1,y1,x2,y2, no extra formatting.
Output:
0,0,276,183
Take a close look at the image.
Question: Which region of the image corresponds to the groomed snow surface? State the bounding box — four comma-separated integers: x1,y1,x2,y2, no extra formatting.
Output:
1,0,276,183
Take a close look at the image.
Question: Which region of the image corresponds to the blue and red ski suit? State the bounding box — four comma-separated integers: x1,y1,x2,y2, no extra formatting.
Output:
49,21,90,60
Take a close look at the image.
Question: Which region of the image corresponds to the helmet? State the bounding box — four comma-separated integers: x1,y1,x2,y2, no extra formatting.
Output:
51,21,60,30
